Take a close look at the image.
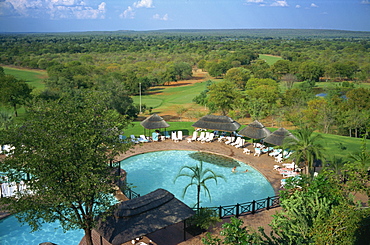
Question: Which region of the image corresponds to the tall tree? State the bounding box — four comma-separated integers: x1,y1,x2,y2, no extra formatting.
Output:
174,160,225,210
0,91,132,245
224,67,251,90
0,75,33,117
206,81,241,116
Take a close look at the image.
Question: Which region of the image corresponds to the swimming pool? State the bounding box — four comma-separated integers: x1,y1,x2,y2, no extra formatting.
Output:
120,150,274,207
0,215,84,245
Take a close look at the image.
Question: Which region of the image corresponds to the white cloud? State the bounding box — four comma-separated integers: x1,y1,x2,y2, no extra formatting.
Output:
153,13,168,21
361,0,370,4
311,3,318,7
0,1,19,16
1,0,106,19
133,0,153,8
271,0,288,7
295,4,301,8
120,0,154,19
120,6,135,19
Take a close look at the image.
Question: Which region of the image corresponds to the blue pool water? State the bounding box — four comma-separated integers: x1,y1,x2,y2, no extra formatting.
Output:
0,150,274,244
0,215,84,245
120,150,275,208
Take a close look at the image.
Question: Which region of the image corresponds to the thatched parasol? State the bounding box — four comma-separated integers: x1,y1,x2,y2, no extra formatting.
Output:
263,127,297,146
238,120,271,139
95,189,195,245
140,114,170,130
192,115,240,132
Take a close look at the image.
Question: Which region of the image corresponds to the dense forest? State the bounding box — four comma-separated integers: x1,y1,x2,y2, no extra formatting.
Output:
1,29,370,137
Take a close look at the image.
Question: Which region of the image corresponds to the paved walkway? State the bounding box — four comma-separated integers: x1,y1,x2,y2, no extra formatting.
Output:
117,136,284,245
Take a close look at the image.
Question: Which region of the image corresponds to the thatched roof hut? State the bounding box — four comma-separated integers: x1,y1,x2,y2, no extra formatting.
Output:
140,114,170,130
192,115,240,132
263,127,297,146
238,120,271,139
95,189,195,245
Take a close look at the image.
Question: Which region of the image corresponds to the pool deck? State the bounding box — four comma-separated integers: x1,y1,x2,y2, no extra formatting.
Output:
116,136,285,245
117,137,283,195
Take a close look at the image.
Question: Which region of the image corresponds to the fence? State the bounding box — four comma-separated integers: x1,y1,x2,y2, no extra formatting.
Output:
192,195,280,219
121,184,280,219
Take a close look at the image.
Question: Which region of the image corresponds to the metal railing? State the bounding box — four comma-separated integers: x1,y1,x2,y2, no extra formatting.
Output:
121,184,280,219
192,195,280,219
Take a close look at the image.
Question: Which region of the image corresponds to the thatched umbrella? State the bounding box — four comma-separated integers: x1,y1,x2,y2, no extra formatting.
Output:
140,114,170,136
238,120,271,139
192,115,240,132
95,189,195,245
263,127,297,146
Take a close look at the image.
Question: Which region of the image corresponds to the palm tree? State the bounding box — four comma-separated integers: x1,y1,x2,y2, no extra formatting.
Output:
0,111,13,130
284,126,324,175
174,160,226,210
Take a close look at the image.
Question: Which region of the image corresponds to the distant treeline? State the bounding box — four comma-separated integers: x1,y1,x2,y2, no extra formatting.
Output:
0,30,370,137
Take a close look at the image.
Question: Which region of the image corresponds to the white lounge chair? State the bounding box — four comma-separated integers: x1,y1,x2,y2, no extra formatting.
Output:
197,131,206,141
235,139,245,148
187,131,198,143
282,162,297,169
225,137,235,145
176,131,183,142
269,149,281,157
138,135,149,143
254,148,261,157
243,148,251,154
230,137,241,146
171,131,177,141
130,135,140,144
204,133,215,143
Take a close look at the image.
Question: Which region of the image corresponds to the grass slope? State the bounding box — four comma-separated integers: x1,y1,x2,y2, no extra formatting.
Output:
132,79,213,114
3,66,47,91
259,54,283,66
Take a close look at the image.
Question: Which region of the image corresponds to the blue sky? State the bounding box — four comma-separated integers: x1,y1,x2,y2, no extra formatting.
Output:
0,0,369,32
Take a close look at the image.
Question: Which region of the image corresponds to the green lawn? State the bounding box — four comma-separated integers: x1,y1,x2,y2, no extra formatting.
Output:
3,66,47,92
132,79,217,113
259,54,283,65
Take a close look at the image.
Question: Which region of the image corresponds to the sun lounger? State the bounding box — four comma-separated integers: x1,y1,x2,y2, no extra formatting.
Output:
171,131,177,141
187,131,198,143
138,135,149,143
225,137,235,145
217,136,225,142
176,131,183,142
275,155,283,163
282,162,297,169
269,149,282,157
243,148,251,154
151,132,159,142
204,133,215,143
197,131,206,141
164,131,170,139
130,135,140,144
235,139,245,148
230,137,241,146
254,148,261,157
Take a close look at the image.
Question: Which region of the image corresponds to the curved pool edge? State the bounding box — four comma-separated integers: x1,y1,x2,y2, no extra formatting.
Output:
117,138,282,196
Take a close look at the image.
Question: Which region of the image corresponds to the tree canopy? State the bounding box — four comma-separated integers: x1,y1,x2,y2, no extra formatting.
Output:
0,91,132,245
